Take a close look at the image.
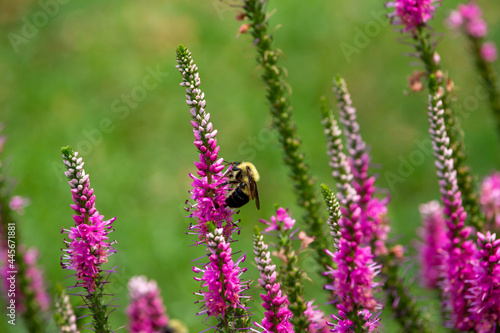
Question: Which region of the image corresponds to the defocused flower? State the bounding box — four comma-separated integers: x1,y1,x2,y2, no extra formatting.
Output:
55,287,80,333
480,42,498,63
24,248,50,312
9,195,30,215
418,201,447,289
127,276,168,333
304,301,329,333
60,147,116,292
448,2,489,38
480,172,500,228
387,0,441,32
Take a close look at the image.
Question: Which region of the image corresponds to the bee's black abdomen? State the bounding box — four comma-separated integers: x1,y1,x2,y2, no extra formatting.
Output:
225,187,250,208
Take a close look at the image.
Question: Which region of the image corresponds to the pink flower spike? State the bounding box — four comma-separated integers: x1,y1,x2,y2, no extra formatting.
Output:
61,147,116,292
253,231,294,332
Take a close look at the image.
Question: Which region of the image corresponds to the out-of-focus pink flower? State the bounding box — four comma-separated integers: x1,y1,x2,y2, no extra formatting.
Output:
480,172,500,228
418,201,447,289
446,10,463,28
304,301,329,333
458,2,482,20
127,276,168,333
466,18,487,38
480,42,498,63
9,196,30,215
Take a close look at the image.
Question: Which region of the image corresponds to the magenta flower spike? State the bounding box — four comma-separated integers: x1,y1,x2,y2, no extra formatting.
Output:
60,146,117,333
127,276,169,333
418,201,447,289
193,228,248,318
333,77,389,256
480,172,500,228
386,0,441,32
427,82,477,330
176,45,234,242
253,230,294,333
469,231,500,332
61,147,116,292
321,103,379,315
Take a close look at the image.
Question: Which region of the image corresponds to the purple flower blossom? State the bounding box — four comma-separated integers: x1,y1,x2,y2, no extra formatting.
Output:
260,207,296,233
61,147,116,292
193,228,248,318
253,231,294,332
469,231,500,332
427,89,477,330
387,0,441,32
328,304,380,333
9,195,30,215
418,201,447,289
176,46,234,242
304,301,329,333
127,276,169,333
480,172,500,228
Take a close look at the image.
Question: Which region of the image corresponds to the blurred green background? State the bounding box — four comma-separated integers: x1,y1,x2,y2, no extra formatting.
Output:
1,0,499,331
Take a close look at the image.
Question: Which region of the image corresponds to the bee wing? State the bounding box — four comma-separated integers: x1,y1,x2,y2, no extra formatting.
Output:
247,165,260,210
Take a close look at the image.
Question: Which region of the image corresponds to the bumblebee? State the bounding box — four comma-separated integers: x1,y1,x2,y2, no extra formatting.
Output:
223,161,260,210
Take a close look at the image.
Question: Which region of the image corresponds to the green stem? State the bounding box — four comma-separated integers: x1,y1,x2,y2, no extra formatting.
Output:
241,0,331,278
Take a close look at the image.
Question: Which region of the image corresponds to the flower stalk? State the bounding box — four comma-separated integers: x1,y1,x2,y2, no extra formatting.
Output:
60,146,117,333
240,0,331,275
